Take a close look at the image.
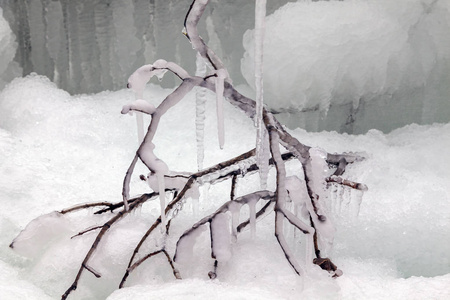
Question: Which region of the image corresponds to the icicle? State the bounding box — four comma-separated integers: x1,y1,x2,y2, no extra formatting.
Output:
174,224,207,265
192,196,199,218
210,213,232,262
215,69,227,149
158,172,166,231
229,202,240,242
195,53,207,170
248,198,257,238
254,0,267,188
257,128,270,189
305,227,315,268
350,189,364,219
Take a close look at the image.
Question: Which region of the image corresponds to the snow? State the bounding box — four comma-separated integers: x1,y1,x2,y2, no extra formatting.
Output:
1,74,450,299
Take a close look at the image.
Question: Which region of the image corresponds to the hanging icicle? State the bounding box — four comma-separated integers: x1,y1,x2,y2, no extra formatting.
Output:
254,0,268,188
215,69,227,149
195,53,207,170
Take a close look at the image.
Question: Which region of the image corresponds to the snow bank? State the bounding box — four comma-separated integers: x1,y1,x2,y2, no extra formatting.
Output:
1,75,449,299
241,0,450,133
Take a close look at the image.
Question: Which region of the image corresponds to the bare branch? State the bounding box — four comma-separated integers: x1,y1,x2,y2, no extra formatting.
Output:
326,175,368,191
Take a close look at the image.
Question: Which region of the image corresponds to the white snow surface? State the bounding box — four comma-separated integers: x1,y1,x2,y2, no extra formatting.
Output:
0,74,450,299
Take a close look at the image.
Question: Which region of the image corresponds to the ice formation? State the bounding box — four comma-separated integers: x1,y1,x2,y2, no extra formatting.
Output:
254,0,270,189
2,0,448,133
9,211,71,259
0,0,284,93
215,69,227,149
241,0,450,133
195,53,207,170
1,76,450,299
124,60,194,223
0,8,21,90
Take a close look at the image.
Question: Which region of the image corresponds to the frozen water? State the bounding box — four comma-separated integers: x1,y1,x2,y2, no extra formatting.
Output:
210,213,232,262
0,75,450,299
0,8,21,90
2,0,448,133
215,69,227,149
242,0,450,133
0,0,293,93
195,53,207,170
254,0,268,190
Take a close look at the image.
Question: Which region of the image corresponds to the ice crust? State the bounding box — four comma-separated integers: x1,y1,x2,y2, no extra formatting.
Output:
1,74,450,298
241,0,450,133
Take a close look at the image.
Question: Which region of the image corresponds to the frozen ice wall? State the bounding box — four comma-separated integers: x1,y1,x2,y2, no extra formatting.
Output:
0,0,293,94
1,0,449,133
0,7,21,90
242,0,450,133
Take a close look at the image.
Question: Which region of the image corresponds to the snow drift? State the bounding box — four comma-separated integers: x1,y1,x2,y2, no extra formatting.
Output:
0,75,449,299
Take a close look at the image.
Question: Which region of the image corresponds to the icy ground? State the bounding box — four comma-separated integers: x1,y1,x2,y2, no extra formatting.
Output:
0,74,449,299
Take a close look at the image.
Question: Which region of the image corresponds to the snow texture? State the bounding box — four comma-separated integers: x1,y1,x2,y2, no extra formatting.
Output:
1,63,450,300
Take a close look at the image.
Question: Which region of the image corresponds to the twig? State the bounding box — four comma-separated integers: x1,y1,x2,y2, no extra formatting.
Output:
61,193,152,300
59,202,116,214
71,225,102,239
326,175,368,191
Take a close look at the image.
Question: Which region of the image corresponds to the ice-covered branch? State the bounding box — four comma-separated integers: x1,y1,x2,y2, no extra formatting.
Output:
173,191,275,264
12,1,368,298
61,193,153,300
326,175,368,191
